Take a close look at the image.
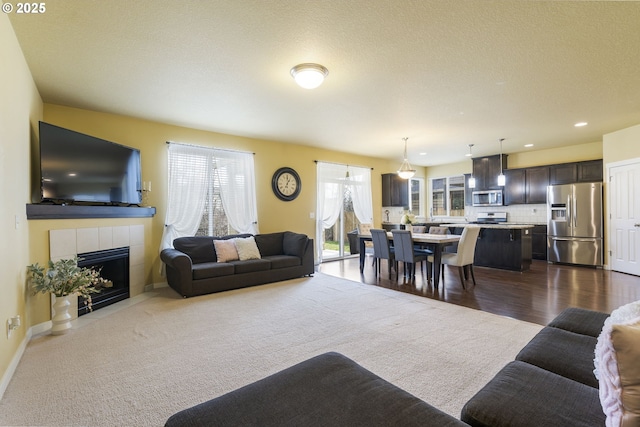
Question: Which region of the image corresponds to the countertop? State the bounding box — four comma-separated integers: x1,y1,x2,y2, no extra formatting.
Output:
438,222,537,229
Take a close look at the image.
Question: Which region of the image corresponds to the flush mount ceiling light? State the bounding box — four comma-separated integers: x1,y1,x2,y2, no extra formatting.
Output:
397,137,416,179
574,122,588,127
290,63,329,89
467,144,476,189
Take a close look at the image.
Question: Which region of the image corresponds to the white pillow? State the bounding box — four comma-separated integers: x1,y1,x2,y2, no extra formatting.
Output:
213,239,239,263
234,236,261,261
595,300,640,379
594,316,640,427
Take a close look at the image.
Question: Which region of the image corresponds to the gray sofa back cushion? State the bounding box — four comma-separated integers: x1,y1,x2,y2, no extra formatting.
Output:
283,231,308,258
174,234,252,264
254,232,285,256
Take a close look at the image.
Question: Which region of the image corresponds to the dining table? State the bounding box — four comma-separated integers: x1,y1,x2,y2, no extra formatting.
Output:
358,232,461,288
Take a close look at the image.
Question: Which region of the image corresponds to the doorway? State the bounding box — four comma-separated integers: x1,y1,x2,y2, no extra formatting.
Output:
608,158,640,276
322,187,360,260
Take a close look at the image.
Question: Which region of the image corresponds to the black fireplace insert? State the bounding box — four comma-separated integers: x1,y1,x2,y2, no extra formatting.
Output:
77,247,130,316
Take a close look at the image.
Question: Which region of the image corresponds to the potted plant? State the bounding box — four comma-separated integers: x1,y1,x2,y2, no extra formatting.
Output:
27,257,111,335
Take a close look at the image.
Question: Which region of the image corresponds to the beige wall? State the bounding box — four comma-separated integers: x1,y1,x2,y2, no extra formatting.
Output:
603,123,640,164
0,13,43,391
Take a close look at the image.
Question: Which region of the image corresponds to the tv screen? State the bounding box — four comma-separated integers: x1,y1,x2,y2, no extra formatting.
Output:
38,122,142,205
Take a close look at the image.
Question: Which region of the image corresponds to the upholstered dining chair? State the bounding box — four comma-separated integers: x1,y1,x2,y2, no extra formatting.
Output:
370,229,395,277
428,226,481,289
411,225,426,234
391,230,431,280
428,226,449,235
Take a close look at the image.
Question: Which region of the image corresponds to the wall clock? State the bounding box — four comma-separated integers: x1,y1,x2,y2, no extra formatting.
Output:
272,167,301,201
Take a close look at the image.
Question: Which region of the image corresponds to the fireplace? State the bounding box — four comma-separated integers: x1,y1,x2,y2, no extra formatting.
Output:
77,247,130,316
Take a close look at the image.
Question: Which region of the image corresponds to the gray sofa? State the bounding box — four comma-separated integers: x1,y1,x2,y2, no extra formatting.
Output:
160,231,314,298
165,307,611,426
461,306,609,426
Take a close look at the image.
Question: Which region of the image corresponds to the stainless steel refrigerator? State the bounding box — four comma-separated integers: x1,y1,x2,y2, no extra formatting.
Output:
547,182,603,266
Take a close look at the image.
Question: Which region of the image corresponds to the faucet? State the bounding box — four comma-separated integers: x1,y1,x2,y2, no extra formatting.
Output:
384,209,390,222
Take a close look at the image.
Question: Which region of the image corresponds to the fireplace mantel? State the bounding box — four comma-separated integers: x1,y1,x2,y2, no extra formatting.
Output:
26,204,156,220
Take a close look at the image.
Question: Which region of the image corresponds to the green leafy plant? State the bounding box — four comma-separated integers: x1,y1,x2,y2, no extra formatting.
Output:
27,257,112,312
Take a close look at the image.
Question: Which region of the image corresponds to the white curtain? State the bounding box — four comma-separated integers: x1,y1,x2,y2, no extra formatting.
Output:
160,144,212,250
316,162,348,262
160,143,258,251
347,165,374,225
213,149,259,235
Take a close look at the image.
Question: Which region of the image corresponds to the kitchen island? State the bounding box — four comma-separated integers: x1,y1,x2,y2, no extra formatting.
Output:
441,223,534,271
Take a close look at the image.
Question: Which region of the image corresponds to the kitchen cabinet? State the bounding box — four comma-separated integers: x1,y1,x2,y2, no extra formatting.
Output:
450,226,532,271
577,160,603,182
549,160,602,185
382,173,409,207
503,166,549,205
472,155,508,191
464,174,473,206
532,225,547,260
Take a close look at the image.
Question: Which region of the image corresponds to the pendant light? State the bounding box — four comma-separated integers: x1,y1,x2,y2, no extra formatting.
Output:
467,144,476,189
397,137,416,179
497,138,506,186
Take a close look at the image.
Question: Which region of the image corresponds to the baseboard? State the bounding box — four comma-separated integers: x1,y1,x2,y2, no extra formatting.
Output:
145,282,168,292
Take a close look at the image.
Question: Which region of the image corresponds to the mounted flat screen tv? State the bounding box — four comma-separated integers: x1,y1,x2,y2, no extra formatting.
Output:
38,122,142,205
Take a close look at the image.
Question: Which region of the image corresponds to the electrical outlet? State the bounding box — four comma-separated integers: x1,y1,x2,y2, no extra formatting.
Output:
6,315,21,339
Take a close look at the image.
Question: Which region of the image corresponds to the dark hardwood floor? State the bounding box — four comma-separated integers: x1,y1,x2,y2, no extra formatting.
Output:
318,256,640,325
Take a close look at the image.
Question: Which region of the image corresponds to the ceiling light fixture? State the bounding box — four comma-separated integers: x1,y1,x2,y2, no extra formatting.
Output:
467,144,476,189
397,137,416,179
574,122,588,127
290,63,329,89
497,138,506,186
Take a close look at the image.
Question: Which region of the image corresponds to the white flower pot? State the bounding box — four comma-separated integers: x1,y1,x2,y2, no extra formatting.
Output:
51,295,73,335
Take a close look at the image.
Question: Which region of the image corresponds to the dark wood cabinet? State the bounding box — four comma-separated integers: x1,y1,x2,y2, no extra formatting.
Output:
549,163,577,185
504,169,526,205
525,166,550,203
504,166,549,205
450,227,532,271
532,225,547,260
472,155,508,191
549,160,602,185
577,160,603,182
381,173,409,207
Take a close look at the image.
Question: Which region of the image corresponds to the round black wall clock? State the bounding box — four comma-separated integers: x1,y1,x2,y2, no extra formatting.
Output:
272,167,301,201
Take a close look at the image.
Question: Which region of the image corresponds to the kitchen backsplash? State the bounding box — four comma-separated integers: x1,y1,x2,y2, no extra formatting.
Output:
382,203,547,225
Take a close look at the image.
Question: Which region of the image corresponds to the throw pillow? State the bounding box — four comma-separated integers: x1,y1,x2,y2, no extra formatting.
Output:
595,300,640,379
594,316,640,427
234,236,261,261
213,239,239,263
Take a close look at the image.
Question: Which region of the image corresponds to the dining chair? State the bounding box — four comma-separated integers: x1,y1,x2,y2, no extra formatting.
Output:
370,229,395,277
411,225,426,234
428,226,449,235
428,226,481,289
357,223,375,258
391,230,431,280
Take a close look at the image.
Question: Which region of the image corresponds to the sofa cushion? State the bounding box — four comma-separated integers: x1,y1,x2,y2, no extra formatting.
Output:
255,232,284,257
548,307,609,337
192,262,234,280
214,239,239,263
229,259,271,274
515,326,599,388
263,255,301,269
173,234,251,264
234,236,261,260
283,231,308,258
460,360,605,427
173,237,217,264
595,316,640,427
165,352,467,427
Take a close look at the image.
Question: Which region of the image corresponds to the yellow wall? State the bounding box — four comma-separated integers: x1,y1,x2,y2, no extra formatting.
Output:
0,13,43,390
33,104,402,322
603,123,640,164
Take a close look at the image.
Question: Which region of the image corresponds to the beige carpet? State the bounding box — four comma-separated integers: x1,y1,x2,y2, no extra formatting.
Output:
0,273,542,426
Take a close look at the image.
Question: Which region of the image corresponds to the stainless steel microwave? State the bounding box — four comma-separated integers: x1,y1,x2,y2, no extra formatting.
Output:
472,190,503,207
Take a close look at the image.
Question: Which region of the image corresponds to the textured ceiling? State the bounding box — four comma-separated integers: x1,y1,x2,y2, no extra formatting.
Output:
8,0,640,166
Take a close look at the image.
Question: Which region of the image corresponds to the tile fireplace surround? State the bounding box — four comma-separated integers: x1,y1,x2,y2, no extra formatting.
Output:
49,225,145,320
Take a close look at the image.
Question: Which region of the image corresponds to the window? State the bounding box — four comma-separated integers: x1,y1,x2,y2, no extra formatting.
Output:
409,177,425,216
430,175,465,217
160,143,258,250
